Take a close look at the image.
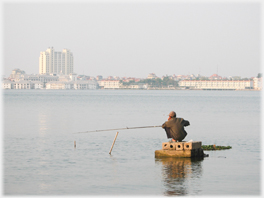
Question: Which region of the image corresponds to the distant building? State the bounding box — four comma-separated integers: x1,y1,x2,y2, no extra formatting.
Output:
69,73,78,81
33,81,44,89
179,80,253,90
253,77,262,90
73,80,97,90
46,80,97,90
2,80,13,89
22,74,39,81
22,74,59,83
39,47,74,75
209,74,222,80
78,75,90,81
127,83,148,89
96,75,103,81
230,76,241,80
46,81,72,90
9,69,26,81
147,73,158,79
175,75,190,81
13,80,34,89
189,74,196,80
58,75,71,82
122,77,136,82
98,80,121,89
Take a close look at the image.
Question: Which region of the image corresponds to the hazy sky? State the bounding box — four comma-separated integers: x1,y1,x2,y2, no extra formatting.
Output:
2,1,261,78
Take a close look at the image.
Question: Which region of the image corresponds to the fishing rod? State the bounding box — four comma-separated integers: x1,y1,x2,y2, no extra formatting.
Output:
74,125,162,134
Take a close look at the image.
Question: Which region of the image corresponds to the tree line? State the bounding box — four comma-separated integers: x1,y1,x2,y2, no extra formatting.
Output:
120,77,178,88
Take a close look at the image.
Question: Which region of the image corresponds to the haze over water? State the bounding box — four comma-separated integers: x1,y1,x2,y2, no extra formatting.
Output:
3,90,260,195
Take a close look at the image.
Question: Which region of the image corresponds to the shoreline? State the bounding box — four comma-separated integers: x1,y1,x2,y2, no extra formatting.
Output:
2,88,261,91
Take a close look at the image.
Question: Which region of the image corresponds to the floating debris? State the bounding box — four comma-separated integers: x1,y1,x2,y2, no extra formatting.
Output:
201,145,232,150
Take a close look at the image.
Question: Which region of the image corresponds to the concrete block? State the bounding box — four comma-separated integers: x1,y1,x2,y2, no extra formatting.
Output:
184,141,202,150
162,142,176,150
175,142,184,151
155,149,192,158
155,148,205,158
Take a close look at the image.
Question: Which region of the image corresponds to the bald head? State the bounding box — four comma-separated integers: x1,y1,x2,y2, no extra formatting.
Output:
169,111,176,118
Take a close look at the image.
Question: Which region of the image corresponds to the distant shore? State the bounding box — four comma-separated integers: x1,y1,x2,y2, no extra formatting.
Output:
2,88,261,91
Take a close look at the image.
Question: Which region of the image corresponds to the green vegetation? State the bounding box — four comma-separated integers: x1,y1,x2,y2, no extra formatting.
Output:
139,78,162,87
160,77,179,87
140,77,178,88
201,145,232,150
120,80,135,86
199,77,209,80
120,77,178,88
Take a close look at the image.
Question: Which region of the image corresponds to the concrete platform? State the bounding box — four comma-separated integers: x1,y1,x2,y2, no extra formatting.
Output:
156,141,205,158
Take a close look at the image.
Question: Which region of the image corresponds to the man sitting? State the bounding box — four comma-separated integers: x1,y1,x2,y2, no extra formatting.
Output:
162,111,190,142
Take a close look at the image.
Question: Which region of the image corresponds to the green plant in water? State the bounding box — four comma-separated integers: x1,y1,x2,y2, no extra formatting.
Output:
201,145,232,150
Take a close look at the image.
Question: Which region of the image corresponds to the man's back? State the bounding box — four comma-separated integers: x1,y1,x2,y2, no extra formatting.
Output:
162,117,190,141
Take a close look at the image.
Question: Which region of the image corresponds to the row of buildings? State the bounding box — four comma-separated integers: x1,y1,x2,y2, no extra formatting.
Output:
3,79,262,90
2,79,149,90
2,79,97,90
3,68,97,90
98,79,262,90
178,79,261,90
2,68,262,90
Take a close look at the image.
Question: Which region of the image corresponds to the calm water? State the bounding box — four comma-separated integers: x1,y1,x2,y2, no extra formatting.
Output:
3,90,261,195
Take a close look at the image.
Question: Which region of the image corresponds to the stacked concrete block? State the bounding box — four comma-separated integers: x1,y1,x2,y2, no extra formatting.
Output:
175,142,184,151
184,141,202,150
162,142,185,150
162,142,176,150
155,141,204,158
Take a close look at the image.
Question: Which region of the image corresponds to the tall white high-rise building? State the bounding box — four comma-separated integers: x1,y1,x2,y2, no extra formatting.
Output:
39,47,74,75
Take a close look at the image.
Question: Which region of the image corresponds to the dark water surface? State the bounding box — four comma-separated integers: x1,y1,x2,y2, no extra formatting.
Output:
3,90,261,195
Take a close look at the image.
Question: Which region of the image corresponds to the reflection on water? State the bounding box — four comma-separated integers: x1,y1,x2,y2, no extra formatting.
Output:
38,112,48,136
155,157,203,196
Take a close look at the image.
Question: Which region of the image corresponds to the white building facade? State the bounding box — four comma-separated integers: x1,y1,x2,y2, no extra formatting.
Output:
2,80,13,89
253,77,262,90
13,80,34,89
39,47,74,75
178,80,253,90
23,74,59,83
46,81,72,90
98,80,121,89
46,80,97,90
73,80,97,90
33,81,44,89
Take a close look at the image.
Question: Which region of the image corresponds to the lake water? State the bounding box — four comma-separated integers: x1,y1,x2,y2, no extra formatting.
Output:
3,89,261,195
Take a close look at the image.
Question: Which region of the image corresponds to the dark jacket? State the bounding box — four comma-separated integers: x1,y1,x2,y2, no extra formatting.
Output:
162,117,190,141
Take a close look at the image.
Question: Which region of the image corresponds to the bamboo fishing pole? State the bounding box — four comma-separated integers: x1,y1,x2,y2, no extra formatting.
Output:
74,125,162,134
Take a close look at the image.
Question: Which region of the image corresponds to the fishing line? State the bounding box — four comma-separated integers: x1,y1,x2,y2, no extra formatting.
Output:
73,125,162,134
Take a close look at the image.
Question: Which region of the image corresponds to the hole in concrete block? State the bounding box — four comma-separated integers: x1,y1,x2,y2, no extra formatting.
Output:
170,145,173,148
178,145,181,148
186,145,189,148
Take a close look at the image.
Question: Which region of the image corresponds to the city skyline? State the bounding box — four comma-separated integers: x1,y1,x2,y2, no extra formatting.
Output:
4,67,261,80
3,67,262,90
3,1,261,79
